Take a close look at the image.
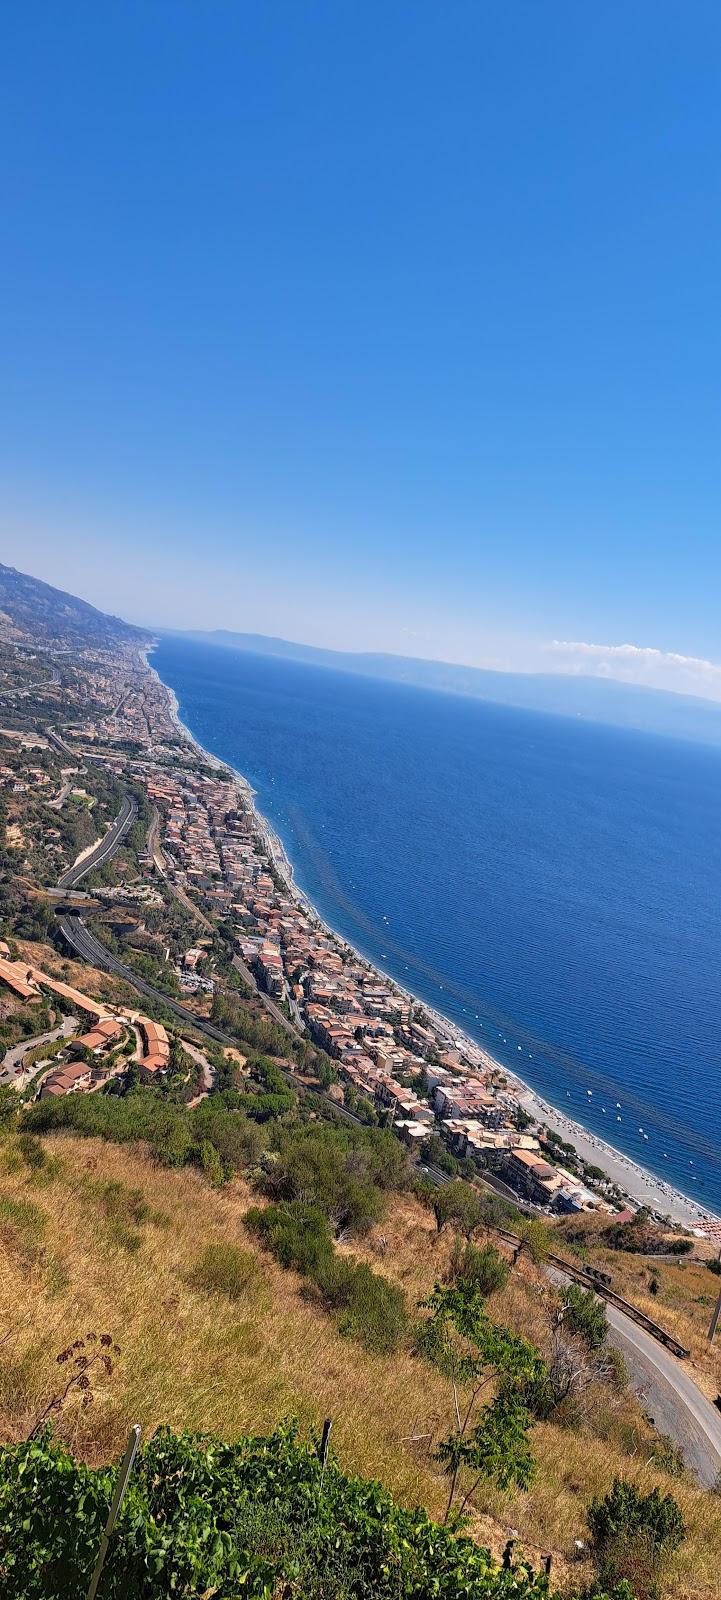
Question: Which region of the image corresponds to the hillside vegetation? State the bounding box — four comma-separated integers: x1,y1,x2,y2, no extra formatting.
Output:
2,1121,721,1598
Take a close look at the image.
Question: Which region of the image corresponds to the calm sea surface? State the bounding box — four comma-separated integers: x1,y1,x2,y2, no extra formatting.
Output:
153,637,721,1214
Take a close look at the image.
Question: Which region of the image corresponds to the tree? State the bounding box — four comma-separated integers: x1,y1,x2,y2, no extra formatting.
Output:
315,1055,337,1089
420,1132,458,1175
0,1085,18,1128
431,1181,484,1238
587,1478,686,1598
436,1392,535,1517
513,1217,552,1265
417,1281,542,1521
560,1284,608,1351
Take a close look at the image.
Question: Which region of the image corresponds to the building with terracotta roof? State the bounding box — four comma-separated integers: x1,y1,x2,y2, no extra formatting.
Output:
137,1017,170,1080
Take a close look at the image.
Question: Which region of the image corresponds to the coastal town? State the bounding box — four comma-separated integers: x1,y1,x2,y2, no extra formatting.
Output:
1,615,716,1239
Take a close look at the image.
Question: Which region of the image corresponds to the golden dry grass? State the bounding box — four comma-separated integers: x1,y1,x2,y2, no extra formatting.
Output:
12,937,130,1007
1,1132,720,1598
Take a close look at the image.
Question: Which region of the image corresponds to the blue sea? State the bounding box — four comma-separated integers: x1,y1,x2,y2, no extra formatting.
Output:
153,637,721,1216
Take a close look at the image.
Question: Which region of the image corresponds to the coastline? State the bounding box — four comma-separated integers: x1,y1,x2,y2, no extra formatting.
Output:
145,646,720,1232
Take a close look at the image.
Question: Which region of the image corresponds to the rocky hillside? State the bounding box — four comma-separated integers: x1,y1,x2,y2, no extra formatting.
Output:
0,563,146,649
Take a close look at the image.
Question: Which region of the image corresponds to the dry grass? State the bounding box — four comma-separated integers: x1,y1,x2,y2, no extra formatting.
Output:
1,1132,721,1597
12,937,130,1007
553,1213,721,1395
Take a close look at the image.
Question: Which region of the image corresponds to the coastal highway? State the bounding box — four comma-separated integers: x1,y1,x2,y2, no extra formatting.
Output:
59,914,243,1048
57,795,138,889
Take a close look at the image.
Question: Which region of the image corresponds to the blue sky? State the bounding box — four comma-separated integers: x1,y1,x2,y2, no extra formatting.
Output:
1,3,720,697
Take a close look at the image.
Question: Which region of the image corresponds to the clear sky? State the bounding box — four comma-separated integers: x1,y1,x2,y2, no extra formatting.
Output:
1,2,720,697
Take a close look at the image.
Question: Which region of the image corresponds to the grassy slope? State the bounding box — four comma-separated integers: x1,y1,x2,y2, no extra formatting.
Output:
1,1132,721,1598
11,938,136,1008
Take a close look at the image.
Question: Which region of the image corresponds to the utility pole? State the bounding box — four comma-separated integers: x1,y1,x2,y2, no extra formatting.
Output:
708,1283,721,1341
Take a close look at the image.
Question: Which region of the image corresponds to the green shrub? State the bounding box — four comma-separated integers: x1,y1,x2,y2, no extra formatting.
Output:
561,1284,608,1350
450,1238,510,1296
0,1422,618,1599
197,1138,224,1186
335,1264,407,1354
16,1132,47,1169
189,1242,258,1300
247,1202,407,1352
260,1125,391,1236
246,1201,334,1276
314,1256,407,1354
588,1477,686,1597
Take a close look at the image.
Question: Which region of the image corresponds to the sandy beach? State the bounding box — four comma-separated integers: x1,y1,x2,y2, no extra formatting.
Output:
512,1082,714,1229
147,647,721,1235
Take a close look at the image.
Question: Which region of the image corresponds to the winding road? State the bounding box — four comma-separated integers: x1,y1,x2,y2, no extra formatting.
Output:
605,1304,721,1488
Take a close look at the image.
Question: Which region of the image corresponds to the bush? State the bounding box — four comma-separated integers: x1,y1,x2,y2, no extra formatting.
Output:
247,1202,407,1353
20,1088,265,1183
561,1284,608,1350
426,1180,485,1237
246,1201,334,1276
197,1138,224,1186
449,1238,510,1296
259,1125,393,1236
0,1422,623,1600
317,1258,407,1355
189,1242,258,1300
16,1132,47,1169
588,1477,686,1597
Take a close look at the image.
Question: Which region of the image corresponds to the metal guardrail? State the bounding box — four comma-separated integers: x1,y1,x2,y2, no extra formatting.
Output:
491,1224,690,1359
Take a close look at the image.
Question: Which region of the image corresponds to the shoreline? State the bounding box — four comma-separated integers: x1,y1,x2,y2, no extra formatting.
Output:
145,646,720,1232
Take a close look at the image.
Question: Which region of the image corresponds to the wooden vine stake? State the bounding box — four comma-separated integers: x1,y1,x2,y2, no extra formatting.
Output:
85,1424,142,1600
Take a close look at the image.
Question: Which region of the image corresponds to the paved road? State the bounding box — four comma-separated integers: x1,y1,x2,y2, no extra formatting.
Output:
57,795,137,888
0,1018,78,1089
59,915,242,1047
44,725,75,759
48,779,72,811
605,1304,721,1488
183,1038,216,1104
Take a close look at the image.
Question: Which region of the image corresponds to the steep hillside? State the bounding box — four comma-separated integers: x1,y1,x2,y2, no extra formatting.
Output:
0,563,146,648
1,1129,720,1598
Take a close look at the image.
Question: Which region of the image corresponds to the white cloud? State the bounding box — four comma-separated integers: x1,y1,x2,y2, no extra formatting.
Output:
546,639,721,703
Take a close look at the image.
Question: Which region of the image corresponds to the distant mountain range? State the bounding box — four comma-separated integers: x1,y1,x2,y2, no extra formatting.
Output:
174,627,721,749
2,558,720,748
0,563,146,648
